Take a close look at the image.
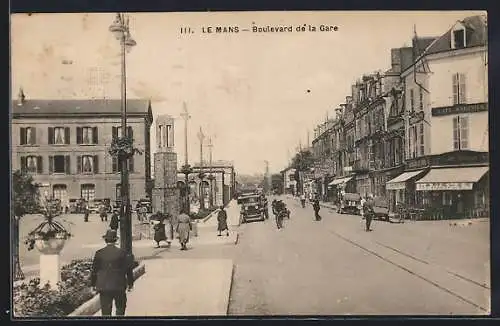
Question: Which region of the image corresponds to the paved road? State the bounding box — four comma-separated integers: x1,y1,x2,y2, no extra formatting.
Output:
227,196,490,315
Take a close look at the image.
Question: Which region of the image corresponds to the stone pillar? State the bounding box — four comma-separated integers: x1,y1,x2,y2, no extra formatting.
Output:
152,115,180,237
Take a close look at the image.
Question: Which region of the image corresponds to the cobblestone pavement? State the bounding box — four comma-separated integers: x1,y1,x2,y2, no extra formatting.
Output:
226,196,489,315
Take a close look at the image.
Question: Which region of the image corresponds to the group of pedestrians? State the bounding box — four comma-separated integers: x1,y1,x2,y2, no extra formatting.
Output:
151,209,194,250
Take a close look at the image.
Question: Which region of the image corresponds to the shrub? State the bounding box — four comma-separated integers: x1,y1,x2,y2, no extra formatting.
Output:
13,259,95,317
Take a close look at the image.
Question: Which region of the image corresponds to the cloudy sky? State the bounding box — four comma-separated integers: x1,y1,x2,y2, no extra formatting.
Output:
11,11,484,174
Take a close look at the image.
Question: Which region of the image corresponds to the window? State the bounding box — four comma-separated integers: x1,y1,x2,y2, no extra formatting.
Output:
49,155,70,174
418,123,425,156
453,29,465,49
408,126,418,159
409,89,415,112
77,127,98,145
113,126,134,140
20,127,37,145
442,191,452,206
112,157,134,173
452,73,466,105
81,184,96,202
419,87,424,111
394,137,402,165
48,127,70,145
52,184,68,203
453,116,469,150
77,155,99,174
21,155,42,173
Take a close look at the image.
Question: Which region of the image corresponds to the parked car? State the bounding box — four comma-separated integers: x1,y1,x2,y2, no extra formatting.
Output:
338,192,362,215
373,196,390,221
239,193,265,223
137,198,152,213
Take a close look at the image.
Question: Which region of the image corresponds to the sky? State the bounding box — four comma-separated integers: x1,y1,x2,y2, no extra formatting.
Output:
10,11,485,175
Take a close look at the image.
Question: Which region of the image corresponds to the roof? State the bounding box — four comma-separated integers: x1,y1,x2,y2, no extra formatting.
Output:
12,99,153,121
424,15,487,55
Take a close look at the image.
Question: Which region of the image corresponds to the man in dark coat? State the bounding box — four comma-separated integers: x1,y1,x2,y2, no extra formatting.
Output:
363,194,375,232
91,230,134,316
217,206,229,237
313,199,321,221
109,211,120,231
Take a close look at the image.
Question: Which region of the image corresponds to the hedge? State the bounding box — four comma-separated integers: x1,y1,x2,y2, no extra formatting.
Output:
13,258,139,317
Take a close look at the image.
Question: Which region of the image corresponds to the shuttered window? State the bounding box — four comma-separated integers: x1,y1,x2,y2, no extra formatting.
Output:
20,155,43,174
112,156,134,173
453,115,469,150
20,127,37,145
49,155,70,174
452,73,467,105
48,127,70,145
77,127,99,145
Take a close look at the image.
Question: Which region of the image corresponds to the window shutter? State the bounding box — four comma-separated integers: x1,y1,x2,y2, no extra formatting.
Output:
77,155,82,173
48,127,54,145
112,127,118,141
48,156,54,173
129,157,134,173
37,156,43,174
92,127,98,144
93,155,99,173
64,127,70,144
20,156,27,172
459,73,466,104
128,126,133,140
452,73,459,105
460,116,469,149
65,155,71,174
20,127,26,145
156,125,161,148
76,127,82,144
453,116,460,150
112,156,118,173
31,127,37,145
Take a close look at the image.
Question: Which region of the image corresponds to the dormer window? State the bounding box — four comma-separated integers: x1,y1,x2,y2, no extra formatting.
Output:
451,23,467,49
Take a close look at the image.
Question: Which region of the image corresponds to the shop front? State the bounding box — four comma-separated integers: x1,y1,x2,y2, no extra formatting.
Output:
355,174,371,198
415,166,489,219
385,169,427,213
328,175,356,206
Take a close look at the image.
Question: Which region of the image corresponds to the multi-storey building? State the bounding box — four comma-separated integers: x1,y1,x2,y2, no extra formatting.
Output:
391,15,489,218
12,92,154,207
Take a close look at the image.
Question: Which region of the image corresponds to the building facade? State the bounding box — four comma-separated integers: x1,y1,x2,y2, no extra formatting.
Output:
12,95,154,207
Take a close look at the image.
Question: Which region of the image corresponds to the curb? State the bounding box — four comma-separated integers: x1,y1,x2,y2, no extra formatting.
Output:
68,263,146,317
220,263,234,316
226,264,236,315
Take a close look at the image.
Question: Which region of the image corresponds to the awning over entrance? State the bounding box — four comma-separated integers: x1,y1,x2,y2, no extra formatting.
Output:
386,170,426,190
415,166,489,191
328,176,353,187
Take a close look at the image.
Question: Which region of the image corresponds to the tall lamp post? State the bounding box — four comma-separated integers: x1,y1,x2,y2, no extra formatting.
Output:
109,13,136,256
207,137,214,207
197,127,206,210
180,103,193,213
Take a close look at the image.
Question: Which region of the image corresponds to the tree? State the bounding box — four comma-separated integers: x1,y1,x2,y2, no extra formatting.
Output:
291,150,315,194
12,170,39,280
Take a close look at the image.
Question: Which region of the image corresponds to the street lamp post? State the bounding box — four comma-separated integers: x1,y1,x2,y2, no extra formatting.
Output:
109,13,136,256
180,103,192,213
197,127,206,210
207,137,214,207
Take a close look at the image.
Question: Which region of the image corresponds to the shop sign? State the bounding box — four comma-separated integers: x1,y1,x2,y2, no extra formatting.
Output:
386,182,406,190
416,182,474,191
431,103,488,117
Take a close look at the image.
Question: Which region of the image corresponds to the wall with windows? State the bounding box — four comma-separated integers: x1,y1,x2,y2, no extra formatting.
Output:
430,111,488,154
427,48,488,108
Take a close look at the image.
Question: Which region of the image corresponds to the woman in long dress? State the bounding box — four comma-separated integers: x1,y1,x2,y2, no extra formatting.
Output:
176,210,192,250
153,212,167,248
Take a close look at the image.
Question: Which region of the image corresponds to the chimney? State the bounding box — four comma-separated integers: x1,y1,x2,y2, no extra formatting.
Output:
17,87,26,106
390,48,402,73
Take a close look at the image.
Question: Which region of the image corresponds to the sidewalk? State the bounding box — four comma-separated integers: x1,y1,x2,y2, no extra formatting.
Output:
201,200,240,228
92,258,234,316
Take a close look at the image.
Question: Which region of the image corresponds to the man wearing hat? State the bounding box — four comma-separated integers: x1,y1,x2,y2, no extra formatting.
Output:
90,230,135,316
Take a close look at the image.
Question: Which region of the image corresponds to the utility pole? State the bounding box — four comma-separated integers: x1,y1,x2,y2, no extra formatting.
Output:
180,102,192,213
197,127,206,210
264,160,270,195
207,136,214,207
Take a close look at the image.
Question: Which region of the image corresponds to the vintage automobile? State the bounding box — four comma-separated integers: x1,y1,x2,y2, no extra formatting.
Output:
239,194,265,223
338,192,362,215
372,196,390,221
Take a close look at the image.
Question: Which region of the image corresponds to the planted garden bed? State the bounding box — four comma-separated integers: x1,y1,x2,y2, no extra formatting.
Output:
13,258,139,317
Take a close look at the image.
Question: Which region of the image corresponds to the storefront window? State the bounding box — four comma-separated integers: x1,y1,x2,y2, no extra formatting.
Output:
442,191,452,206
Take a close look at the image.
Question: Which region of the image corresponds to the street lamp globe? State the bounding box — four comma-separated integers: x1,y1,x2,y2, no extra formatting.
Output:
109,15,126,40
125,32,137,53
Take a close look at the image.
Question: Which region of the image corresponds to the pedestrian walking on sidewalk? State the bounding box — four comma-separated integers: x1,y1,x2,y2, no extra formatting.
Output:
153,212,167,248
100,203,108,222
91,230,134,316
176,210,192,250
83,202,90,222
313,199,321,221
109,210,120,231
217,206,229,237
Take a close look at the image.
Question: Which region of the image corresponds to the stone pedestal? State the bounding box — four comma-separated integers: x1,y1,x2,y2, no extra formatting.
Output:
39,254,61,288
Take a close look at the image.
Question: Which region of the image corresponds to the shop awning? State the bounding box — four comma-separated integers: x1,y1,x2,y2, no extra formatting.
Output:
328,176,353,187
386,170,426,190
415,166,489,191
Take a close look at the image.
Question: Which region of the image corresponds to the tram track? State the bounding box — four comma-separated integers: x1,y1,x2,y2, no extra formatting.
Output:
329,229,489,313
